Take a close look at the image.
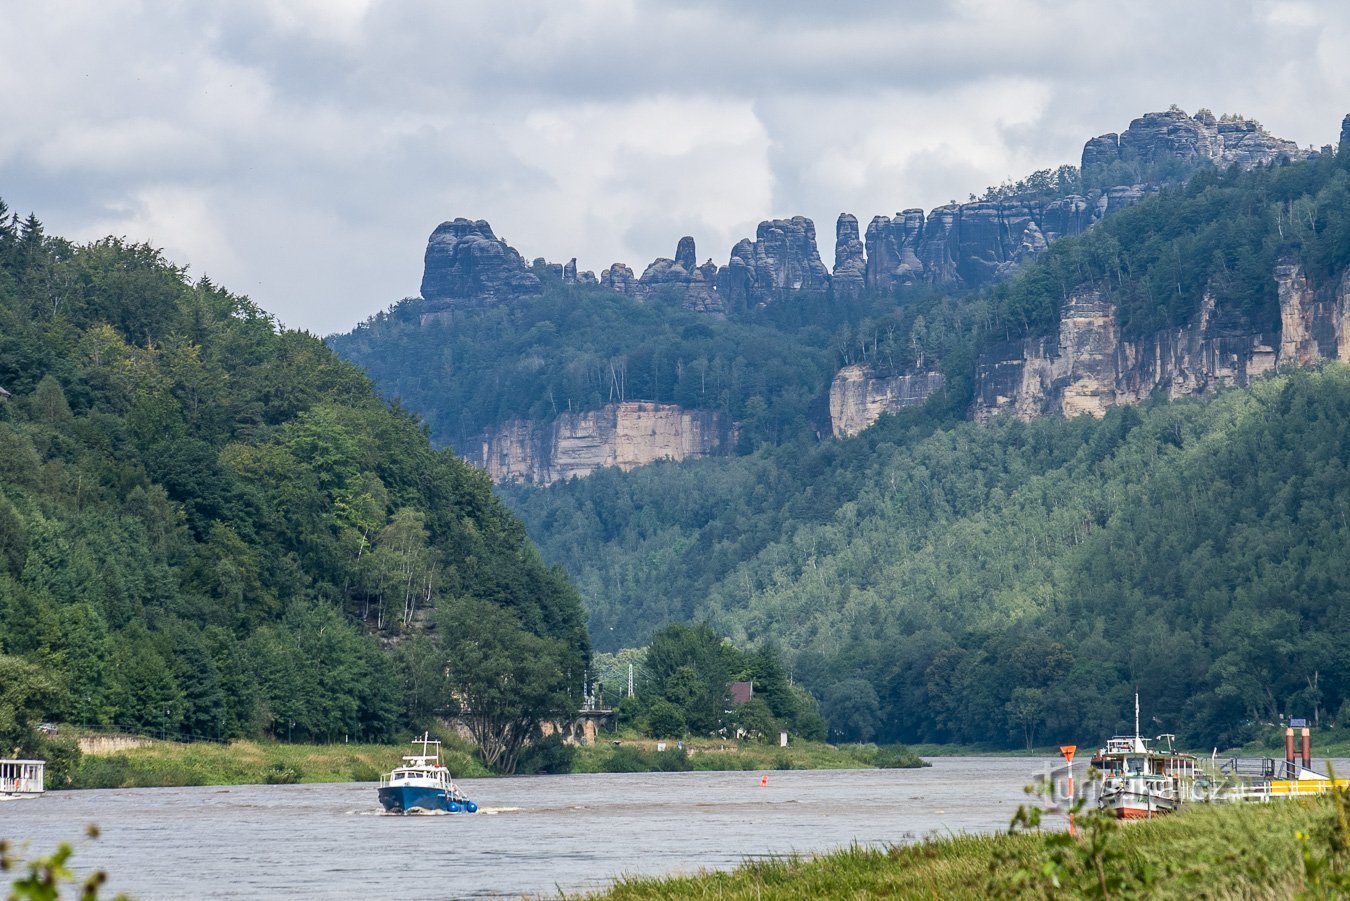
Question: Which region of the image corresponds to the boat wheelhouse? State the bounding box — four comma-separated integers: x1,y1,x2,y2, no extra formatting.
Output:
1,759,45,800
377,733,477,815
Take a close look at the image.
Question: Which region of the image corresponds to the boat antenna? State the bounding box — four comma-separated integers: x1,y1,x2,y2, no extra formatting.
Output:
1134,691,1140,738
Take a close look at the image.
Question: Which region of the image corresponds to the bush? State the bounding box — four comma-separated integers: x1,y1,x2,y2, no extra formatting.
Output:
263,762,302,784
516,733,577,775
600,745,692,773
874,743,929,769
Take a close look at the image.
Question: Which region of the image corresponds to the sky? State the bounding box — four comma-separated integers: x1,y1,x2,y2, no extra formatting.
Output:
3,1,1348,336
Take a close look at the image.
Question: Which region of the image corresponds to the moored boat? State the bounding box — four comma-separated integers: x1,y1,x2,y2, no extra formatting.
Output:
0,759,45,800
377,733,477,815
1091,696,1197,819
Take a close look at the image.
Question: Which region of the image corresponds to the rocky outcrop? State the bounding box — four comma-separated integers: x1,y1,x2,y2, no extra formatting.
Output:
829,366,945,437
420,112,1319,321
1081,109,1315,186
717,216,831,308
864,209,926,290
971,261,1350,422
633,237,728,316
420,219,541,310
600,263,637,295
831,214,867,298
465,402,734,485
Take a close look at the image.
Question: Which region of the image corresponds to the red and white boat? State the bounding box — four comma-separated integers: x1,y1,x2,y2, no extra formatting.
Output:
1091,696,1197,819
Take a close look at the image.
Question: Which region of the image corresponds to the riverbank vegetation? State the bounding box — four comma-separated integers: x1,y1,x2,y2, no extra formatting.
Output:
64,734,489,789
591,793,1349,899
59,730,920,787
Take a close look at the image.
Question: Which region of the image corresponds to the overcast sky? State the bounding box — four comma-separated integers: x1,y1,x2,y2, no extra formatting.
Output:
3,1,1348,335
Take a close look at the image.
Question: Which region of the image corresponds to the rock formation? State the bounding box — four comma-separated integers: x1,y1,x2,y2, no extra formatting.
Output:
971,262,1348,422
600,263,637,295
464,402,734,485
1080,108,1315,186
626,237,729,316
717,216,831,308
420,218,541,309
421,111,1317,322
831,214,867,298
829,367,946,437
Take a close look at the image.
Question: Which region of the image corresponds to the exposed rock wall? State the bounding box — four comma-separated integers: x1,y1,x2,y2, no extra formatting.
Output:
716,216,832,308
831,213,866,298
829,366,945,437
465,402,733,485
971,262,1348,422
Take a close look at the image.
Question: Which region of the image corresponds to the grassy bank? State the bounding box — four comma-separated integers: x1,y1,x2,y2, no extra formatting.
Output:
570,737,927,774
590,795,1346,899
67,734,490,789
64,732,918,788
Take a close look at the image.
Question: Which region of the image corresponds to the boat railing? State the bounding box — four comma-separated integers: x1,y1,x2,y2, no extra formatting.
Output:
1218,757,1301,781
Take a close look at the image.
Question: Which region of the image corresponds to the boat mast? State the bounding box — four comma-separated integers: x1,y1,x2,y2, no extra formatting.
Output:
1135,692,1140,739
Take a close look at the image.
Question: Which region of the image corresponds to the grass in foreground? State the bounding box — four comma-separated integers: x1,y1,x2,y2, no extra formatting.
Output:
588,794,1350,899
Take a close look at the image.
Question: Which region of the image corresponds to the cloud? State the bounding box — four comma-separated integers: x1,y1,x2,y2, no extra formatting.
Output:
1,0,1347,334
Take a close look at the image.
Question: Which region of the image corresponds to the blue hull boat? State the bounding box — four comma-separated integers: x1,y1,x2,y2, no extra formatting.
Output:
377,783,477,814
378,733,477,815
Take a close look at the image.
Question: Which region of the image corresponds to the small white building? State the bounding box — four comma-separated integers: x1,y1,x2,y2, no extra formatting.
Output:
0,759,45,798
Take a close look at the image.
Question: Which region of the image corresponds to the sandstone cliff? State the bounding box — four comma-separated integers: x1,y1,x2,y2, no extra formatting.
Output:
971,262,1348,422
464,402,733,485
829,366,946,437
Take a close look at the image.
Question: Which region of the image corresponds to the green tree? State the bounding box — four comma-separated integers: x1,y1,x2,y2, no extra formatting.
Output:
440,597,577,774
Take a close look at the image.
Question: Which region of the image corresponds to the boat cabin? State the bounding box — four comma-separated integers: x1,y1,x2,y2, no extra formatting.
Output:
1,759,45,796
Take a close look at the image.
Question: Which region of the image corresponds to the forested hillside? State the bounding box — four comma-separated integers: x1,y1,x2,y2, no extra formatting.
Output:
508,366,1350,750
0,202,588,771
329,275,978,454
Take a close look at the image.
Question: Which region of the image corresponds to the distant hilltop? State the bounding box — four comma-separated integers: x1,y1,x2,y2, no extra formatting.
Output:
419,108,1332,321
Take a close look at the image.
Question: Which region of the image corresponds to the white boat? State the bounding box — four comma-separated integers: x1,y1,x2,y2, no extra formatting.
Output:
377,733,477,815
0,759,45,800
1091,697,1196,819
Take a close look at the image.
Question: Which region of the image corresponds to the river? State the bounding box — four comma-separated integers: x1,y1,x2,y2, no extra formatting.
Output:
2,757,1056,899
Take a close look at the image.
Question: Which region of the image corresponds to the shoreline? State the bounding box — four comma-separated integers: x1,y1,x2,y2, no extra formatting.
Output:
56,732,927,790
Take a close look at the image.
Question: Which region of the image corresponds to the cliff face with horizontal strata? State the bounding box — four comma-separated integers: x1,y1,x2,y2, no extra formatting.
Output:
463,402,733,485
971,262,1349,422
829,367,946,437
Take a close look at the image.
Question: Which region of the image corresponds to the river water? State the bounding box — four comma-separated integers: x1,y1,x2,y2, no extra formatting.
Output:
2,757,1057,899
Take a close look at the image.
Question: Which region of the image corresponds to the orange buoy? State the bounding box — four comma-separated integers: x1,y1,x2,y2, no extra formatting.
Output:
760,775,768,787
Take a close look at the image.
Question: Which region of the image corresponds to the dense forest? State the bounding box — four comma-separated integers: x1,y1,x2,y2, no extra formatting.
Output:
0,201,589,774
509,366,1350,751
